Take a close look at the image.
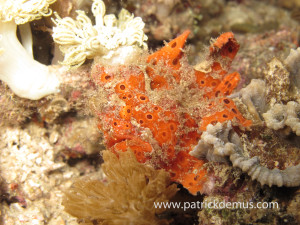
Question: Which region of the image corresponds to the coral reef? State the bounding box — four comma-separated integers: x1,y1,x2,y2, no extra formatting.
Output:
197,184,300,225
0,84,35,126
54,117,105,157
190,122,300,187
63,150,178,225
235,44,300,137
230,28,297,84
0,113,104,224
0,64,95,126
0,0,300,224
131,0,199,41
0,124,75,224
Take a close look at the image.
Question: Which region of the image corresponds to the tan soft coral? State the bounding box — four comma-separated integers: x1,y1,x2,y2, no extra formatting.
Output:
63,150,178,225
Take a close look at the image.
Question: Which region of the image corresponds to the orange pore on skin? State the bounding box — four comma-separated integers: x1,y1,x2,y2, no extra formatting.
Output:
93,30,251,195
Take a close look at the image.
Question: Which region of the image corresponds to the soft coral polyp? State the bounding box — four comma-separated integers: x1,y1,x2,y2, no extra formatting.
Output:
93,30,251,195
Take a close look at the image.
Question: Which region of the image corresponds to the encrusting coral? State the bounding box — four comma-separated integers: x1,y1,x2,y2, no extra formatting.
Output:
284,47,300,98
63,150,178,225
263,103,287,130
236,79,267,122
91,29,251,195
190,122,300,187
264,58,290,106
233,49,300,136
263,100,300,135
261,46,300,137
52,0,148,68
285,101,300,135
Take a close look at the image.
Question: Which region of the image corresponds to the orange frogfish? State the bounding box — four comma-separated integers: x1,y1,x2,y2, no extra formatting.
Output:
92,30,251,195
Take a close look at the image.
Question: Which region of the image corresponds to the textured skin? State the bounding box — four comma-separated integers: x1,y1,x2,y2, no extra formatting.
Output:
93,30,251,195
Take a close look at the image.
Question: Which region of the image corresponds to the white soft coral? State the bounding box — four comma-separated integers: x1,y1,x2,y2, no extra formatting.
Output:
52,0,148,68
0,0,59,100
